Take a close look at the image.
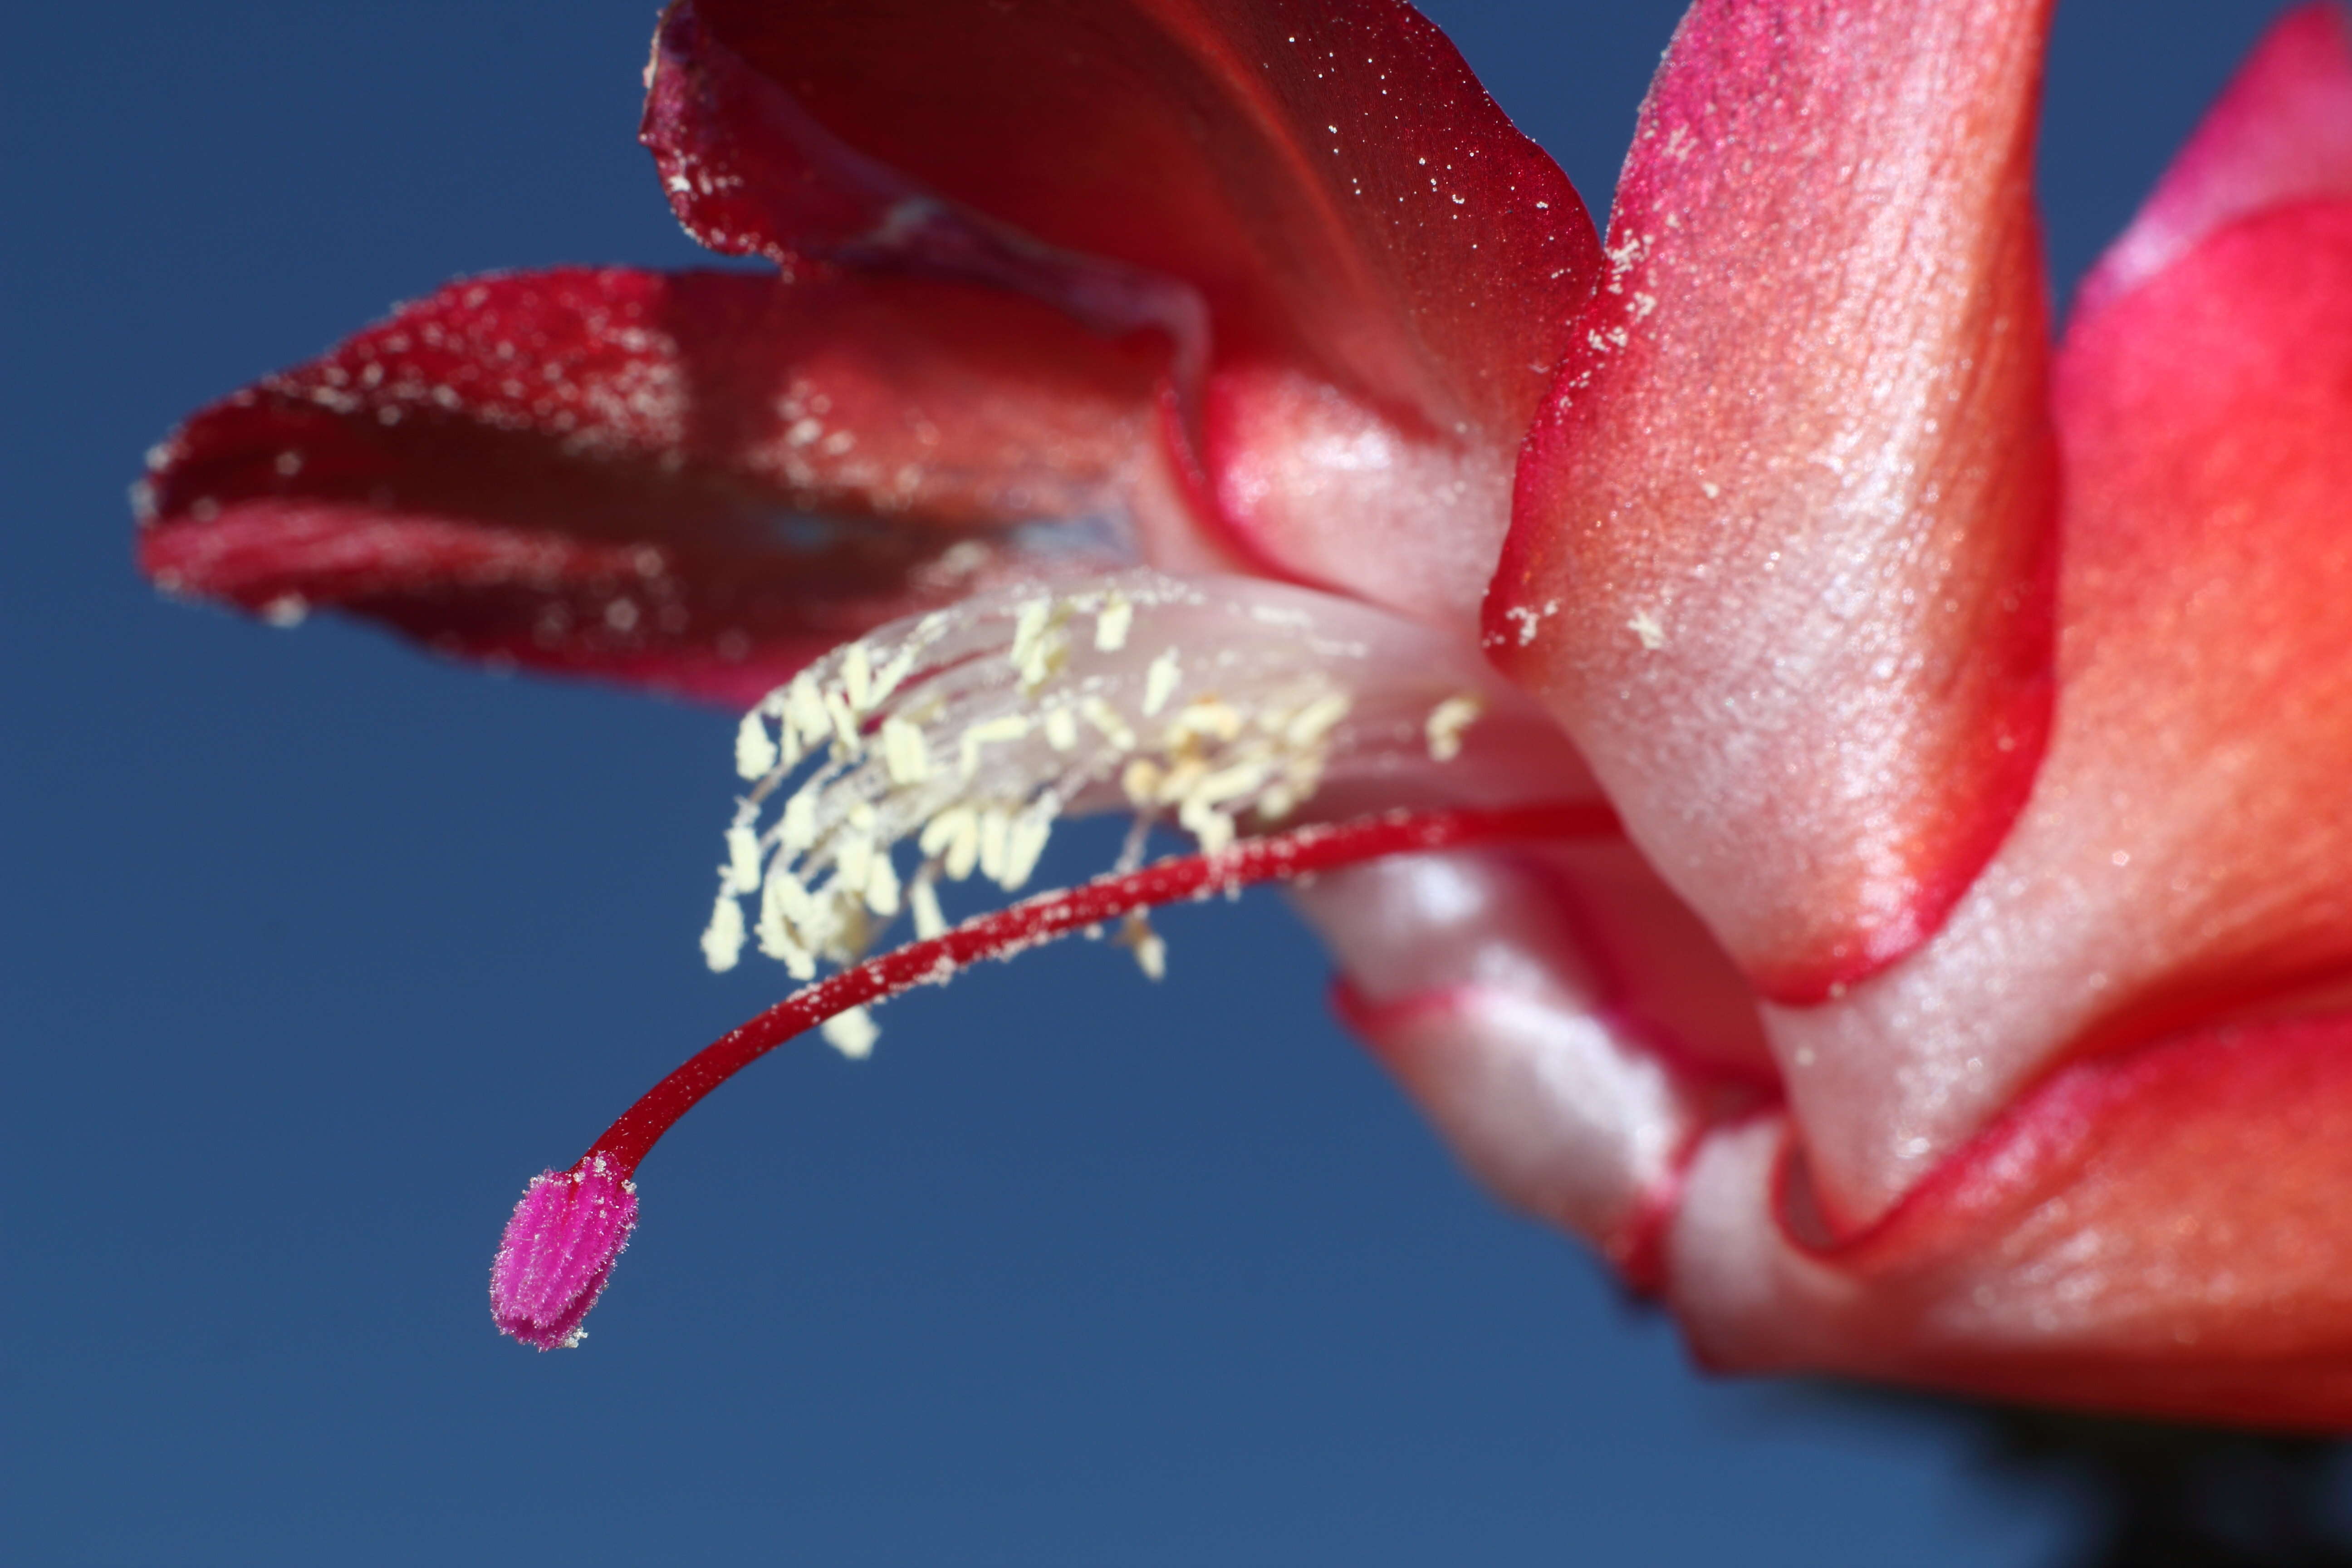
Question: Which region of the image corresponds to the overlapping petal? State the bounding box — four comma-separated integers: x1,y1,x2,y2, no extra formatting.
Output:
1660,10,2352,1418
145,0,1600,695
646,0,1600,625
1770,192,2352,1228
1673,1012,2352,1429
139,266,1205,704
1489,0,2060,1001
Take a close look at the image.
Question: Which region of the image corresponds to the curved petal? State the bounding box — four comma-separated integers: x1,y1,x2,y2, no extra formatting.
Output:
644,0,1601,626
1771,196,2352,1226
1671,1012,2352,1429
1298,845,1774,1284
138,267,1213,705
1489,0,2060,1000
2076,2,2352,321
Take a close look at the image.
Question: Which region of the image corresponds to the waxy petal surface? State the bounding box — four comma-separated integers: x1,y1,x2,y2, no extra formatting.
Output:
1672,1012,2352,1428
1771,196,2352,1225
140,267,1207,705
646,0,1599,626
1491,0,2059,999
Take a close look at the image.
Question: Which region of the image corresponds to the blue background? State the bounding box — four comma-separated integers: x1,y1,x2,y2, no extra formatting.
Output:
0,1,2311,1562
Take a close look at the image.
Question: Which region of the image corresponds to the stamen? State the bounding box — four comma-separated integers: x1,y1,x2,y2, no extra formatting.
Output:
1425,694,1486,762
841,642,874,712
1115,910,1167,980
492,800,1619,1350
734,710,778,780
703,573,1500,1041
1094,590,1133,652
1143,648,1182,715
819,1005,880,1060
699,890,746,973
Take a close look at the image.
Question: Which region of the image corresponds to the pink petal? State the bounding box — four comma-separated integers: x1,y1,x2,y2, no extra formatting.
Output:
1671,1011,2352,1428
1769,197,2352,1226
1299,845,1773,1283
139,267,1215,705
2075,2,2352,321
1490,0,2061,1000
644,0,1600,627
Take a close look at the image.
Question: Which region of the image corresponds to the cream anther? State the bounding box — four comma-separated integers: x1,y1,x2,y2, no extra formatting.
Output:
1116,911,1167,980
734,710,778,780
908,872,947,940
698,572,1489,1042
1425,693,1485,761
1143,649,1182,716
700,890,746,971
1095,591,1134,652
842,642,874,711
724,823,764,893
881,716,930,784
820,1006,879,1059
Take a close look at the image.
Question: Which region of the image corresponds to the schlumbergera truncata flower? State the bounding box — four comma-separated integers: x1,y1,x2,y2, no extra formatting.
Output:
137,0,2352,1425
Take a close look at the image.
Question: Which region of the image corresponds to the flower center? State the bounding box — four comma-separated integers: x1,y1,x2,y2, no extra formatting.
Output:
700,570,1504,1050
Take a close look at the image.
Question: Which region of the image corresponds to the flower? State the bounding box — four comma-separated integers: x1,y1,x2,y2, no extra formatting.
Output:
136,0,2352,1427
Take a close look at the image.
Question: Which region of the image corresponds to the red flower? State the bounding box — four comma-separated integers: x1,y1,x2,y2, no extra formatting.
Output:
141,0,2352,1427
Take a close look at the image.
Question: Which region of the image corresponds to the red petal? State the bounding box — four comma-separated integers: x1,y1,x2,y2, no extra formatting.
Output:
644,0,1599,626
2076,2,2352,321
1769,199,2352,1225
1671,1012,2352,1428
1489,0,2061,999
138,267,1210,705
